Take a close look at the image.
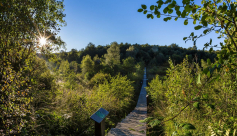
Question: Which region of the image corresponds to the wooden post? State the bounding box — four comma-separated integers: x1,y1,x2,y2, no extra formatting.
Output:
90,108,109,136
95,119,105,136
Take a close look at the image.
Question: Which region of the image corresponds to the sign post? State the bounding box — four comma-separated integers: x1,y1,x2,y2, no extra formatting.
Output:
90,108,109,136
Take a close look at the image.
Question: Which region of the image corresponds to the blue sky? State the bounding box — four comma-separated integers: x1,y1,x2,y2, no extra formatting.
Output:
58,0,224,51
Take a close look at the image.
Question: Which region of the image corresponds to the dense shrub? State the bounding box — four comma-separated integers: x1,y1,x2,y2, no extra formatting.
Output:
146,57,237,135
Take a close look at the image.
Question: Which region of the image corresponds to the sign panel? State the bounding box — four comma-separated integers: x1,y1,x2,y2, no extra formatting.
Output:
90,108,109,123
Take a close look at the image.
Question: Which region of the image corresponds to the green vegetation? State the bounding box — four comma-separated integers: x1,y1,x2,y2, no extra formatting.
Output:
2,0,234,135
139,0,237,135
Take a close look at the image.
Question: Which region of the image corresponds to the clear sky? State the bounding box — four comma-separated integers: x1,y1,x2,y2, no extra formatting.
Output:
58,0,224,51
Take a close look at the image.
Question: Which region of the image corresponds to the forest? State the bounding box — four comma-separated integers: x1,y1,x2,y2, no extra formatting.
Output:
1,0,237,135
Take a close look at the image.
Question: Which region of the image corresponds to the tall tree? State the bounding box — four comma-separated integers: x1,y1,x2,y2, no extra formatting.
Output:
104,42,120,67
80,55,95,80
59,60,70,76
69,61,78,73
0,0,66,134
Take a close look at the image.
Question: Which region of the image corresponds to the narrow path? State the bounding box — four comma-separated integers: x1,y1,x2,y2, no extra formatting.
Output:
107,68,147,136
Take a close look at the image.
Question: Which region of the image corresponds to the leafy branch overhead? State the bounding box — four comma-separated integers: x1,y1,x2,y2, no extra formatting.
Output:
138,0,237,79
138,0,236,48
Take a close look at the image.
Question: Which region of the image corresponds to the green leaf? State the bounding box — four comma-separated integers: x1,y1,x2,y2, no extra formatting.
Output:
174,17,178,21
193,102,200,109
207,71,211,77
203,20,208,27
176,11,181,16
203,29,208,34
183,37,187,40
179,123,186,127
141,4,147,9
184,19,188,25
192,8,196,13
226,21,231,29
175,6,180,11
182,123,196,130
168,3,174,9
148,119,161,127
207,58,211,65
222,5,227,12
181,11,186,18
194,25,202,30
157,14,161,18
219,58,223,64
197,73,201,84
185,132,192,136
209,47,213,53
210,38,212,45
184,5,192,12
154,10,159,15
207,104,215,109
139,117,154,123
164,17,171,22
138,9,143,12
157,4,162,9
163,7,168,13
150,5,155,10
201,14,207,21
203,67,209,74
168,9,173,14
151,14,154,19
147,14,154,19
157,0,164,5
143,10,147,14
193,97,200,101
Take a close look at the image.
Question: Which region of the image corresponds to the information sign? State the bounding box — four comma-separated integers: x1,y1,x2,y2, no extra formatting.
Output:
90,108,109,123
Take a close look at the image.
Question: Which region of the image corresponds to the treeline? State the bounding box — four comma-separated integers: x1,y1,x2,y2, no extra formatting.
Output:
52,42,217,82
55,42,217,69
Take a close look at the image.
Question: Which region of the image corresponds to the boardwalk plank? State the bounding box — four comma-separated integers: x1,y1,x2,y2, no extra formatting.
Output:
107,68,147,136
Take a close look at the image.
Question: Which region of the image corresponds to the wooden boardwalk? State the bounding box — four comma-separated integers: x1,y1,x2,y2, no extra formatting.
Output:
107,68,147,136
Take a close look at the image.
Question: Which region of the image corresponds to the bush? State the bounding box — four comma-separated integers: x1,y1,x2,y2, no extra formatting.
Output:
146,57,237,135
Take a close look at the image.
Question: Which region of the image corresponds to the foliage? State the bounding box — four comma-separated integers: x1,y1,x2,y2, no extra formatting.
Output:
146,57,237,135
139,0,237,135
122,56,135,74
138,0,237,77
80,55,95,81
58,60,70,76
0,0,66,134
104,42,120,67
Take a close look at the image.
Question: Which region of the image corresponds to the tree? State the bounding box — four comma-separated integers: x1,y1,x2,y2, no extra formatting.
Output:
126,46,138,58
104,42,120,67
68,49,78,62
80,55,95,80
0,0,66,134
84,42,97,59
59,60,70,76
93,55,102,73
122,57,135,74
69,61,78,73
